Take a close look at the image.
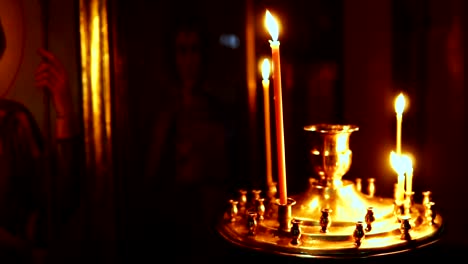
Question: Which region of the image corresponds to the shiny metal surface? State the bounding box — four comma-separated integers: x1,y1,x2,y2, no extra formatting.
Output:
79,0,118,249
217,180,444,258
304,124,358,188
217,124,444,258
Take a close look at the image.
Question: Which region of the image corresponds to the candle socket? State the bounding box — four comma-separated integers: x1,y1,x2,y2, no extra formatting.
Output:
422,191,432,206
247,211,258,236
238,189,248,214
355,178,362,192
257,198,266,221
353,221,365,247
252,189,262,203
290,219,302,246
367,178,376,197
228,200,239,222
400,215,412,240
277,198,296,233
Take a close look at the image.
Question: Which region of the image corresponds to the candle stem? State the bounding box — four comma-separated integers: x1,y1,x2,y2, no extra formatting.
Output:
270,41,287,205
263,80,273,187
406,171,413,195
396,114,402,155
398,173,405,203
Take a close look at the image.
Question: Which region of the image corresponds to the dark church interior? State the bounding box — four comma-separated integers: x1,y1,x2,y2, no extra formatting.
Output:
1,0,468,263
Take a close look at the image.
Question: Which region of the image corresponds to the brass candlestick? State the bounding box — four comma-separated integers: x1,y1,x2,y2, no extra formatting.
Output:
217,124,444,258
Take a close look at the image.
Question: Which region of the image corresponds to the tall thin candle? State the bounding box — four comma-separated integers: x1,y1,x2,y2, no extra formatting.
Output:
265,10,287,205
261,58,273,188
395,93,406,156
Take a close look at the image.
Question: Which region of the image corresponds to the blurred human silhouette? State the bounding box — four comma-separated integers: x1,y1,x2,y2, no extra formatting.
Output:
0,43,81,263
141,15,232,260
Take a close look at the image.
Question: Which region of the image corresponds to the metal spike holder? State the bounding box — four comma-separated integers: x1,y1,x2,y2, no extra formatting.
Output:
217,124,443,259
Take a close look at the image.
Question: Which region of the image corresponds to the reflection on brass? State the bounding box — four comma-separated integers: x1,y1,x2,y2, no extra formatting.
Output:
79,0,116,245
80,0,112,168
217,124,443,258
304,124,358,188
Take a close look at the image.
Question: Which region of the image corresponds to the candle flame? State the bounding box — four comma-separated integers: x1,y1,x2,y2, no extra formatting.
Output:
395,93,406,115
390,151,405,175
402,154,413,174
261,58,271,80
391,151,414,174
265,10,279,41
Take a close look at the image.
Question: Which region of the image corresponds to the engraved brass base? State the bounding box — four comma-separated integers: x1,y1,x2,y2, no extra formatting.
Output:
217,179,444,259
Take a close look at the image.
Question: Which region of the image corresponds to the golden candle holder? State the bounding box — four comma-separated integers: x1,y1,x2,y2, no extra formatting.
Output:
217,124,444,258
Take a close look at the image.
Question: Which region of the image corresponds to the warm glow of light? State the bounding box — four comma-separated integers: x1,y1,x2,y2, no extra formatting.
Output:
80,0,111,166
307,198,319,210
91,14,101,112
340,150,351,169
261,58,271,81
395,93,406,115
402,154,413,174
265,10,279,41
390,151,405,175
336,134,348,152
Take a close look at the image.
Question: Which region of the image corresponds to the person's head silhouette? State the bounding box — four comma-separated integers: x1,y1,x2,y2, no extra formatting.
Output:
169,16,209,91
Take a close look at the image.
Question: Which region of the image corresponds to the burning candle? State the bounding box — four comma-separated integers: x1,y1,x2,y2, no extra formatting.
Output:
390,151,405,203
265,10,287,205
403,154,413,195
395,93,406,156
261,58,273,188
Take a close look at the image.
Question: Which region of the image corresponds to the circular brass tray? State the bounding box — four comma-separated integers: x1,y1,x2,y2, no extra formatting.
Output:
217,181,444,259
